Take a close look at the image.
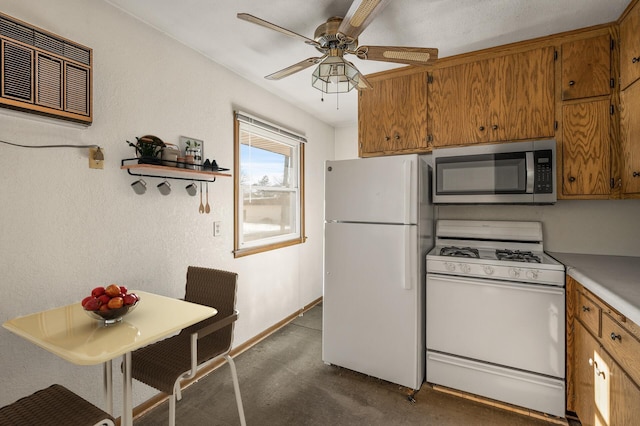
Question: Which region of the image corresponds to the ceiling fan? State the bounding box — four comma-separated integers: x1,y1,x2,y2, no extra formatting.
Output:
237,0,438,94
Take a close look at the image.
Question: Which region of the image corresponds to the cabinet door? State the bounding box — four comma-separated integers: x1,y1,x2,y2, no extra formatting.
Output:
359,77,393,155
620,79,640,194
429,63,476,147
512,47,555,140
562,99,611,196
358,71,427,156
620,2,640,90
561,35,611,100
573,322,610,426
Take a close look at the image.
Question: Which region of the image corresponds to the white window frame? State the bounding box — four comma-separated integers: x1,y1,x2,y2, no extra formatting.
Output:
233,111,306,257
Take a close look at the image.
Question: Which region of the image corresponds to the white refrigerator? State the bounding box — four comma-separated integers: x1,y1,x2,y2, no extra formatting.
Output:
322,154,433,390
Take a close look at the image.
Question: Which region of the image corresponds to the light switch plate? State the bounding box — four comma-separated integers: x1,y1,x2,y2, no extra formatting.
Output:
213,221,221,237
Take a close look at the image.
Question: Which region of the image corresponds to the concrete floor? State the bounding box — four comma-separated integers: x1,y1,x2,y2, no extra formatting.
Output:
135,304,568,425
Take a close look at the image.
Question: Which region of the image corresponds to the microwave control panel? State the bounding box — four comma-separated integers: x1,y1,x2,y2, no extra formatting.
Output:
534,150,553,193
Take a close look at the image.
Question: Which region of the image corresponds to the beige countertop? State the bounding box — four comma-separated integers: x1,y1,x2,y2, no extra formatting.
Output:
549,252,640,326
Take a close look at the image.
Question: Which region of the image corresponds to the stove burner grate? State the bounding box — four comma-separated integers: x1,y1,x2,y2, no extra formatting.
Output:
440,246,480,258
495,249,541,263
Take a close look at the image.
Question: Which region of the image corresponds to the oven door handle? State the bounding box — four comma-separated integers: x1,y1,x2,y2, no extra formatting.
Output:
526,151,535,194
427,273,564,295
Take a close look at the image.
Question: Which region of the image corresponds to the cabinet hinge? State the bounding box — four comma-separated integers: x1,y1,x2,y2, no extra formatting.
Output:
610,105,615,115
427,134,433,142
610,78,615,89
611,178,615,189
554,121,558,130
554,50,558,61
427,74,433,84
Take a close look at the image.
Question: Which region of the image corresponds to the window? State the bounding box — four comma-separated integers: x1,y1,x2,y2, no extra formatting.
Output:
233,112,305,257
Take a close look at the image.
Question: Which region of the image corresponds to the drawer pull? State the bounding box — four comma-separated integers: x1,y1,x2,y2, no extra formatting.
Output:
582,305,591,312
610,332,622,341
590,359,607,380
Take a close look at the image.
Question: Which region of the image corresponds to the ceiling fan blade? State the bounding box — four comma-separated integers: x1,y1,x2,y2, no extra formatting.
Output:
237,13,321,48
265,57,326,80
337,0,392,41
355,45,438,65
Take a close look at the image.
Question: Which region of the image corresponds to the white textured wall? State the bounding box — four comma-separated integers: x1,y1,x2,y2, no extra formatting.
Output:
0,0,333,414
335,126,640,256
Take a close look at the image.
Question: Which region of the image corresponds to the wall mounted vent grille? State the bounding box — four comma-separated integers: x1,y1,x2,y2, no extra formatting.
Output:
0,12,92,124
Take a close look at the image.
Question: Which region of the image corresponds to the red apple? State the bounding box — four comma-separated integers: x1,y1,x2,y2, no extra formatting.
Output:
123,293,138,306
99,303,110,312
98,294,111,305
81,296,93,308
83,297,101,311
91,286,106,297
107,297,124,309
119,285,128,295
105,284,120,297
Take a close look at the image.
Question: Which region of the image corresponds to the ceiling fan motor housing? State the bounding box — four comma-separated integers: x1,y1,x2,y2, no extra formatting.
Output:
314,17,358,53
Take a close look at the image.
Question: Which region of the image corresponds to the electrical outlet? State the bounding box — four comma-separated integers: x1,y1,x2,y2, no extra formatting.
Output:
89,147,104,169
213,221,221,237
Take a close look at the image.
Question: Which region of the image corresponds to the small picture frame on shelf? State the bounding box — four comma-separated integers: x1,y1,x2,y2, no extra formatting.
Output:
179,136,203,169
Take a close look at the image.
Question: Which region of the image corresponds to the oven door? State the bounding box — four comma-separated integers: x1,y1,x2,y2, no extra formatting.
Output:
426,273,565,378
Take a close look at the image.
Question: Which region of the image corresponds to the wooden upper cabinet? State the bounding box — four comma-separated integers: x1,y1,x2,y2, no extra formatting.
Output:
429,46,554,147
562,99,611,196
358,70,428,157
620,79,640,194
620,0,640,90
561,34,611,100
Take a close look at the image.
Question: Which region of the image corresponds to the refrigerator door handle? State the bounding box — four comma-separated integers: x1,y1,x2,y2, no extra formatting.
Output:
403,160,412,224
403,225,413,290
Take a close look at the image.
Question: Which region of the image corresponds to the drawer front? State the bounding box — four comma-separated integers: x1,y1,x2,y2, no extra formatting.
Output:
577,292,601,337
601,313,640,387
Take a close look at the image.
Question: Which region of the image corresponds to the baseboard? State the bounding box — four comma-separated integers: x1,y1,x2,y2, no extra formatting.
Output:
132,296,323,421
431,384,569,425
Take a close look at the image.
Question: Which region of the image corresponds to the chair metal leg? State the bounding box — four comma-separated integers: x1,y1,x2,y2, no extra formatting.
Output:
168,393,176,426
225,354,246,426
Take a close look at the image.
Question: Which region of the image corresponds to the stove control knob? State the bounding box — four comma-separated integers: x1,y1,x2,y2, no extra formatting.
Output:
509,268,522,278
459,263,471,274
445,262,456,272
526,269,540,280
483,266,495,275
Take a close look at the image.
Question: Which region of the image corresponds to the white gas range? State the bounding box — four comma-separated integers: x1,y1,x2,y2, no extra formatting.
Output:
426,220,566,418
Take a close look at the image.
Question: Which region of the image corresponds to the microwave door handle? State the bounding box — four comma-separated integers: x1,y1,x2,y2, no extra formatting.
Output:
526,151,535,194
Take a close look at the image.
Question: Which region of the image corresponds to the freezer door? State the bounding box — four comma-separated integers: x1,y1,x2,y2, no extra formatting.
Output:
325,155,419,224
323,222,423,389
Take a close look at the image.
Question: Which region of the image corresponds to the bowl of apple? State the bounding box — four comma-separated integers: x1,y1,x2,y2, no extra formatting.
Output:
82,284,140,324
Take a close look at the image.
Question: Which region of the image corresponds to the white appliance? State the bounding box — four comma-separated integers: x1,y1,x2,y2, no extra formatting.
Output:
426,220,566,417
432,139,556,204
323,154,433,390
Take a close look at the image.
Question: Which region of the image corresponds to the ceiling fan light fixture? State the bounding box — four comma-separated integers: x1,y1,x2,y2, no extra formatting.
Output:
311,56,360,94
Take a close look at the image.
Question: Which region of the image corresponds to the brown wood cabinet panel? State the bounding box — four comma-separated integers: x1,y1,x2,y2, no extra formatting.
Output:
429,63,475,147
358,70,427,156
577,291,602,338
574,321,599,426
601,313,640,388
561,34,611,100
620,79,640,194
562,99,611,196
513,47,555,139
620,0,640,90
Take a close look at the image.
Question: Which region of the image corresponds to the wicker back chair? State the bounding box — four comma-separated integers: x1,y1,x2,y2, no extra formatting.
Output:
0,384,115,426
131,266,246,426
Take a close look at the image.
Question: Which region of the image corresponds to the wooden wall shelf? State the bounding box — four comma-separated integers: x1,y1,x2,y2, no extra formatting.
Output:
121,158,231,182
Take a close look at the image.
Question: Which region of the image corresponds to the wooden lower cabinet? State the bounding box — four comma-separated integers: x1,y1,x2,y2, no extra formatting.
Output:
574,321,640,426
570,279,640,425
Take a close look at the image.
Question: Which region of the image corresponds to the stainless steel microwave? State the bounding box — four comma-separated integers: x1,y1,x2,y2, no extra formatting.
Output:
432,140,556,204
